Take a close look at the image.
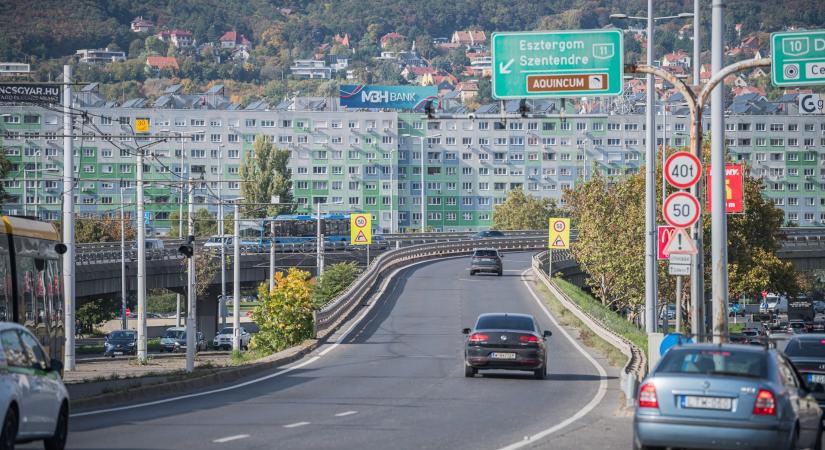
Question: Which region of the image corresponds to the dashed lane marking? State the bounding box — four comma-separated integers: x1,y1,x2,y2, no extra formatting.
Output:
335,411,358,417
283,421,311,428
213,434,249,443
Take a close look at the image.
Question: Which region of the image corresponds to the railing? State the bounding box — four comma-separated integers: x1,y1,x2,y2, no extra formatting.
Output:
312,236,547,341
531,250,646,407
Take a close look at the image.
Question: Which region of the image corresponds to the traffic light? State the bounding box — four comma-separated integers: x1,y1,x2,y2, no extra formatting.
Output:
178,235,194,258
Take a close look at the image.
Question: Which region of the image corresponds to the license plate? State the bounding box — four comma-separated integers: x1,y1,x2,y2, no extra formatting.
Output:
490,352,517,360
681,395,732,410
809,374,825,384
114,351,123,356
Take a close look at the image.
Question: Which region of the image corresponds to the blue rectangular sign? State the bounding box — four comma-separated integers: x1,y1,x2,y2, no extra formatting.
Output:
339,85,438,110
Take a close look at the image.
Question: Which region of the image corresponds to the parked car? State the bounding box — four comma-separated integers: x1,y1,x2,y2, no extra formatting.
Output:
814,301,825,315
103,330,136,357
634,343,823,450
212,327,251,350
159,327,206,353
204,236,233,248
469,248,503,276
788,320,807,335
471,230,505,239
784,334,825,409
1,322,69,449
660,304,676,321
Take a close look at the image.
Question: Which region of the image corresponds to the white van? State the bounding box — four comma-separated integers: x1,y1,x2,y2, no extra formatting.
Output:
762,293,788,314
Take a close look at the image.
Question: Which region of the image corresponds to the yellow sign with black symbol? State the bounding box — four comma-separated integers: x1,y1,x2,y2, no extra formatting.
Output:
135,117,150,133
548,218,570,249
350,214,372,245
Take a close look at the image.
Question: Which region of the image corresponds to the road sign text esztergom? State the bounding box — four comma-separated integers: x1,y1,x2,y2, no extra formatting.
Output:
492,30,623,99
772,30,825,87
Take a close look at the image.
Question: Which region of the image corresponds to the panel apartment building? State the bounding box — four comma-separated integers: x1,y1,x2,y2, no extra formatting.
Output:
1,86,824,234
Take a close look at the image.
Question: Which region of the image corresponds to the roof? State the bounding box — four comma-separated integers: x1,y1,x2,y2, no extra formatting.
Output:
453,30,487,44
381,32,406,43
146,56,179,70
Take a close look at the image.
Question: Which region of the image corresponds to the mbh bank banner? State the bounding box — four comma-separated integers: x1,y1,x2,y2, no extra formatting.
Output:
339,84,438,110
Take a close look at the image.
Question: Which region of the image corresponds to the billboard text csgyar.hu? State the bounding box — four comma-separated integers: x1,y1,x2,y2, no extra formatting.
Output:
339,85,438,110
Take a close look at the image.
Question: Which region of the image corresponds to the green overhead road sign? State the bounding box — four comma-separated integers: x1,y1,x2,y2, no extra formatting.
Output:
772,30,825,87
491,30,623,99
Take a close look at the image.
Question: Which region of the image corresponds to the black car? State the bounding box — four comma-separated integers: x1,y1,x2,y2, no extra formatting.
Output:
103,330,137,357
463,313,551,379
469,248,503,276
785,334,825,408
472,230,505,239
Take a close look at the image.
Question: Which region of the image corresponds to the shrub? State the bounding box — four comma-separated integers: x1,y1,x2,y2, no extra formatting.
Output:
249,268,314,353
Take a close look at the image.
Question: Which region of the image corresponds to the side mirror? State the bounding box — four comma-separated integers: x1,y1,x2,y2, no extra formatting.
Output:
543,330,553,338
462,328,471,335
50,358,63,374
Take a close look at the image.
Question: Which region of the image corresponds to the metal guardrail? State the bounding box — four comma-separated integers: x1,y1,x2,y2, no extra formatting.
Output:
531,250,646,407
312,236,547,341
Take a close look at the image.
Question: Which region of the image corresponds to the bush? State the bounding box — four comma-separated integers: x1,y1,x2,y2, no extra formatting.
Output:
249,268,314,354
313,262,361,308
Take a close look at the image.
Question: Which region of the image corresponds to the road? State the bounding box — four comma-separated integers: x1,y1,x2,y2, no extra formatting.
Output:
45,253,631,450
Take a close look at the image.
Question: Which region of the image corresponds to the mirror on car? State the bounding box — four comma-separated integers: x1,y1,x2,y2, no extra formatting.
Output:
50,358,63,374
543,330,553,338
462,328,471,335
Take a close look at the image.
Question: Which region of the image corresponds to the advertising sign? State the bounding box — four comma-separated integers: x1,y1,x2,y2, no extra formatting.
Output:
706,164,745,214
657,225,675,260
339,85,438,110
799,93,825,114
0,83,61,104
548,218,570,249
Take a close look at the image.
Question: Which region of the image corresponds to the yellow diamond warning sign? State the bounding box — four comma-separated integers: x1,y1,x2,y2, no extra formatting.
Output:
350,214,372,245
549,218,570,250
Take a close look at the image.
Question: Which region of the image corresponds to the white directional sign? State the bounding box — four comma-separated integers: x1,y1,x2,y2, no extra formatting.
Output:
663,192,701,228
664,152,702,189
668,254,691,265
668,262,691,276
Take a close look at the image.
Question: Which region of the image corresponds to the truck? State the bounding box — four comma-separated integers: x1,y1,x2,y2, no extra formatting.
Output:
788,296,814,327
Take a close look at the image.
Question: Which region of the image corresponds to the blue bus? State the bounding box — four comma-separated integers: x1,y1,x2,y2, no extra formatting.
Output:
242,214,353,244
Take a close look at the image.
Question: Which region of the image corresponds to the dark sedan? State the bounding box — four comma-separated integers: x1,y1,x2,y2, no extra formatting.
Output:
786,334,825,409
463,313,551,379
103,330,137,357
472,230,505,239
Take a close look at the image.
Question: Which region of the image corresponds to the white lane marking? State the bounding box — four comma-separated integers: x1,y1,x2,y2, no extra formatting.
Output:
73,256,461,418
496,269,609,450
283,421,311,428
334,410,358,417
212,434,249,443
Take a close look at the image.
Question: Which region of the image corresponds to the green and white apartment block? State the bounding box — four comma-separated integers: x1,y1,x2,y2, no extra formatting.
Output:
1,87,825,233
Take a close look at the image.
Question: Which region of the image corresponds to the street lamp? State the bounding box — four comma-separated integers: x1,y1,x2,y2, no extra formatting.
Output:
316,199,343,277
231,197,244,352
119,185,134,330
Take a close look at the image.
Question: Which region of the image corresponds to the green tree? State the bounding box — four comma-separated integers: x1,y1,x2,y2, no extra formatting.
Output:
75,216,136,243
169,208,219,238
312,262,361,308
240,135,294,218
249,268,314,353
76,299,119,334
492,187,558,230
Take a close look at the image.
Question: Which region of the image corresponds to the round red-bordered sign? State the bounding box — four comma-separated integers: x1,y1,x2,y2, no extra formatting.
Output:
354,215,367,228
664,152,702,189
552,220,566,232
663,192,701,228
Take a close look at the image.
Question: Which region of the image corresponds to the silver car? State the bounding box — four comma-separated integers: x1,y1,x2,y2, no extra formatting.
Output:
634,343,822,450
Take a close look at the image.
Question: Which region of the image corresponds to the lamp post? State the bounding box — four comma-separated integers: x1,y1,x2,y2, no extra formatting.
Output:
120,185,134,330
232,197,244,352
316,200,343,277
217,144,227,328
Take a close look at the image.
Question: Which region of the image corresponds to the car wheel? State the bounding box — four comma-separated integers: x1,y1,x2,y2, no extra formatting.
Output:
497,270,503,276
44,403,68,450
464,364,476,378
1,406,18,450
533,366,545,380
469,270,475,276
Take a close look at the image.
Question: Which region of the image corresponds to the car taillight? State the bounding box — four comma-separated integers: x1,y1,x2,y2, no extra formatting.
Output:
753,389,776,415
468,333,488,343
519,335,540,343
638,383,658,408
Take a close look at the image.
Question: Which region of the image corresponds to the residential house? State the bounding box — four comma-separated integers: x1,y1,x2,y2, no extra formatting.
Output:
380,32,406,49
455,81,478,102
661,50,690,69
678,23,693,41
145,56,179,76
402,66,436,81
130,16,154,33
436,80,454,95
700,64,712,83
76,48,126,65
333,33,350,48
325,55,349,71
451,30,486,48
290,60,333,79
723,74,748,88
156,30,193,47
219,31,251,49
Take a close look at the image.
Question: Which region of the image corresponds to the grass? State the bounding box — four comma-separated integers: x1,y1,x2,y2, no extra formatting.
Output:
76,338,161,355
230,348,269,365
729,322,745,334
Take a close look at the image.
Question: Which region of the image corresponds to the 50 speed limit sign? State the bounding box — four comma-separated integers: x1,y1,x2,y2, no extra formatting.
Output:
664,152,702,189
663,192,701,228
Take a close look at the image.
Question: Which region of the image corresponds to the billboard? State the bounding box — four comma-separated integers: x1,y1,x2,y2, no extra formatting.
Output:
799,93,825,114
706,164,745,214
339,84,438,110
0,83,61,104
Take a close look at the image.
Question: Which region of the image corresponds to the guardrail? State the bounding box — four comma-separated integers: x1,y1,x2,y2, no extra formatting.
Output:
530,250,646,407
312,236,547,341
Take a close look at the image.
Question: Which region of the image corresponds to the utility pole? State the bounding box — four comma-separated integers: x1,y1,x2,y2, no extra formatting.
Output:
120,187,128,330
269,220,275,290
644,0,658,334
177,135,185,328
62,65,76,370
710,0,728,343
218,157,226,329
136,143,147,361
186,175,196,372
694,0,701,85
233,203,241,351
316,201,324,276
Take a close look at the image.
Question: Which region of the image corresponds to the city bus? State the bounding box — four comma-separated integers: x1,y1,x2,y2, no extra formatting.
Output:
0,216,65,363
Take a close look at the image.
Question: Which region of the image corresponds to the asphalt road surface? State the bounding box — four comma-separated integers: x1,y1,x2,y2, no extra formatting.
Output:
44,253,630,450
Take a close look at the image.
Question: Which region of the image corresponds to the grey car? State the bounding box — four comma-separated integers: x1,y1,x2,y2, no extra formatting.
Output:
469,248,502,276
634,343,823,450
463,313,551,379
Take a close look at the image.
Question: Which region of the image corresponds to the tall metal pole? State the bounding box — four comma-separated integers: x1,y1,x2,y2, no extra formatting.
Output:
676,275,683,333
316,201,324,276
693,0,701,85
269,220,276,290
661,105,667,209
644,0,658,334
710,0,728,343
420,138,426,233
219,160,226,329
62,65,76,370
690,96,705,341
186,175,196,372
232,203,241,351
179,136,185,237
23,169,27,216
136,147,147,361
120,188,127,330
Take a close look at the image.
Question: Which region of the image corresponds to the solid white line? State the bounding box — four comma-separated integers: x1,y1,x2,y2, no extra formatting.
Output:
334,410,358,417
283,421,310,428
212,434,249,443
72,256,461,418
495,269,609,450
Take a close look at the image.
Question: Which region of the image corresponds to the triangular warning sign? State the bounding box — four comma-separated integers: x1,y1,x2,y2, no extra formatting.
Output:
552,235,565,248
665,228,697,255
354,230,368,243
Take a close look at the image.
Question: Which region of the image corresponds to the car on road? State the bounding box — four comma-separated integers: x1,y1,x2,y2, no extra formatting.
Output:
1,322,69,450
471,230,505,239
469,248,503,276
660,304,676,321
788,320,807,335
633,343,823,450
463,313,551,379
103,330,136,357
814,301,825,315
784,334,825,409
212,327,251,350
204,236,233,248
159,327,206,353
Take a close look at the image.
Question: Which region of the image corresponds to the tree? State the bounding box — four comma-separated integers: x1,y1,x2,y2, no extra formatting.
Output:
240,135,294,218
0,149,11,206
76,298,119,334
75,216,136,243
168,208,217,238
492,187,558,230
249,268,314,353
312,262,361,308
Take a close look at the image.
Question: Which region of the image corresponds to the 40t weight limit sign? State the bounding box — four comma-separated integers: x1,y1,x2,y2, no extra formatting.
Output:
664,152,702,189
663,192,701,228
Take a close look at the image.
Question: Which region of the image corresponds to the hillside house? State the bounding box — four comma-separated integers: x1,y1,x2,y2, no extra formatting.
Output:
130,17,154,33
219,31,251,49
76,48,126,65
156,30,193,47
146,56,179,76
451,30,486,47
380,32,407,49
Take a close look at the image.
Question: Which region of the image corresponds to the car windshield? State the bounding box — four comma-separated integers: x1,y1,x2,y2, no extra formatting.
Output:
474,250,498,258
163,330,185,339
785,339,825,358
218,327,234,335
109,331,135,340
476,315,534,331
656,348,767,378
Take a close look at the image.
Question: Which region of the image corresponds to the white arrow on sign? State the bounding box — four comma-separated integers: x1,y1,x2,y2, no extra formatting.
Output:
499,59,514,74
